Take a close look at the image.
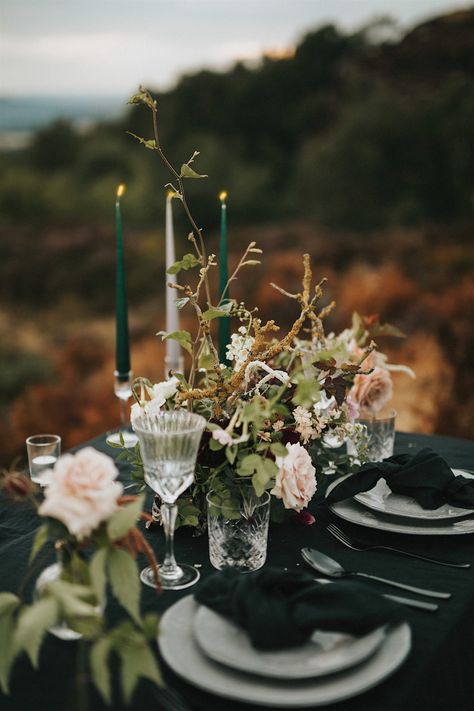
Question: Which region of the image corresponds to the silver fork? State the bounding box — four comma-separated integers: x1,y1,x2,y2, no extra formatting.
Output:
327,523,471,569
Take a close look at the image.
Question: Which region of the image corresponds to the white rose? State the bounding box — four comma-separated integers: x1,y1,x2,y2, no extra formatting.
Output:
152,376,179,403
38,448,123,540
271,443,317,511
130,402,143,424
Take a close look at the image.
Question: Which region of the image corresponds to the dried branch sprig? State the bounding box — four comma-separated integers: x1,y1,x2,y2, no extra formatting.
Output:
128,86,211,305
176,254,323,413
220,241,262,303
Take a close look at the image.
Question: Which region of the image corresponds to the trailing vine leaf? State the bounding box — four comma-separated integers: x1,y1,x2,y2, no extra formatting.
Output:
107,549,141,625
0,594,20,693
107,495,144,541
90,637,113,705
126,131,157,150
174,297,190,310
156,330,193,354
29,524,49,564
270,442,288,457
166,253,200,275
13,597,59,668
292,378,321,408
0,593,20,617
89,548,108,606
118,637,163,704
127,89,156,110
179,164,208,179
201,302,233,321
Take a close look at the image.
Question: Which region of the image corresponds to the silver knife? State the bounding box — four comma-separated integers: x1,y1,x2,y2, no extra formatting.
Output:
313,578,438,612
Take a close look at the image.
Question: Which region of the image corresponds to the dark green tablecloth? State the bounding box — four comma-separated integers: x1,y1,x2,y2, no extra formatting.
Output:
1,431,473,711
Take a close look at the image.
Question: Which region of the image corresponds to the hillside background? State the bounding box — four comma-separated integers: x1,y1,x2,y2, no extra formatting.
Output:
0,9,473,466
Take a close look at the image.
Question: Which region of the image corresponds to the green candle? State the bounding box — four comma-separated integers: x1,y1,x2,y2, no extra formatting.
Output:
218,191,231,364
115,184,131,378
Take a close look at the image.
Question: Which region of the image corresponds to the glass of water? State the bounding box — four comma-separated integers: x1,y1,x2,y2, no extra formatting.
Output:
132,409,206,590
26,434,61,486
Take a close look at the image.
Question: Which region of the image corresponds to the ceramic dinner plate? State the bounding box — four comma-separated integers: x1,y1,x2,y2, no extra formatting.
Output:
326,476,474,536
158,596,411,708
354,469,473,521
193,604,387,680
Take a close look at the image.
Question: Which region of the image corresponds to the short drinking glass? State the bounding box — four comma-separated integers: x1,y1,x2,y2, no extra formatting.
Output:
207,487,271,572
348,409,396,462
26,434,61,486
133,410,206,590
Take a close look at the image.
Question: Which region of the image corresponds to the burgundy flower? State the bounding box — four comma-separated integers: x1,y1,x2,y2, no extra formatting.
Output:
293,510,316,526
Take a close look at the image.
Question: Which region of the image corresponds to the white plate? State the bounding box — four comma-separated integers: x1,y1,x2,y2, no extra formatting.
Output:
158,596,411,708
193,604,386,680
327,476,474,536
354,469,473,521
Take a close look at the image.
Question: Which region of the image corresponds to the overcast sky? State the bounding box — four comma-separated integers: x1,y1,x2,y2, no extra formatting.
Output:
0,0,466,97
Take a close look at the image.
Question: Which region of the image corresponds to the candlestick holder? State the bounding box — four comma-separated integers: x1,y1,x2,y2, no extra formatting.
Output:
106,370,138,448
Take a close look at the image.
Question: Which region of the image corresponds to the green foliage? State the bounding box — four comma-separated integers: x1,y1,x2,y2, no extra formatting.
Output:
166,253,200,275
201,302,233,321
107,548,141,625
156,329,193,354
107,495,145,540
13,597,59,668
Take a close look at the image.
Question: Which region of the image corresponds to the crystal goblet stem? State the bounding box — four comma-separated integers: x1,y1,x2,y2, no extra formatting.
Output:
160,502,180,579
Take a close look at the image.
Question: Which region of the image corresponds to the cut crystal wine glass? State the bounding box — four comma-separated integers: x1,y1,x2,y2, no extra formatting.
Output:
133,409,206,590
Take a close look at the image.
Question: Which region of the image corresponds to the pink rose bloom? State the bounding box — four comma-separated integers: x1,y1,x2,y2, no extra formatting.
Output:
271,443,317,511
349,366,393,417
38,448,123,540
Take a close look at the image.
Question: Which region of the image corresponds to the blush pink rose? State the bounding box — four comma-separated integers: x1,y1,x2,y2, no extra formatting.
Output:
271,443,317,511
38,448,123,540
349,366,393,417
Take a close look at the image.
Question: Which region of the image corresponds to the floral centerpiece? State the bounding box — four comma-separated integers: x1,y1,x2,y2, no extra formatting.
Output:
0,449,162,705
119,87,380,528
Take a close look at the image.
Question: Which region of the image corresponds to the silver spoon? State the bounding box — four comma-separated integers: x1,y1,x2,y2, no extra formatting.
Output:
301,547,451,599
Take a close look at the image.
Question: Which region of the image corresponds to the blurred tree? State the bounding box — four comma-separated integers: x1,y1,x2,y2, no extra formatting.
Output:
30,119,80,171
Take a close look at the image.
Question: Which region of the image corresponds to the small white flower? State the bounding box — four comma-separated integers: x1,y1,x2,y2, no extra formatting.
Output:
272,420,284,432
293,406,316,444
212,429,234,446
226,331,255,370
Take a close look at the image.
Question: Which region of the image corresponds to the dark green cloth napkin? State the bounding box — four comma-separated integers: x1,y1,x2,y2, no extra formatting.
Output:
194,567,405,651
326,447,474,510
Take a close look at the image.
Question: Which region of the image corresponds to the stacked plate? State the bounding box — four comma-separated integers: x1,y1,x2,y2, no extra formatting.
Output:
326,469,474,536
158,595,411,707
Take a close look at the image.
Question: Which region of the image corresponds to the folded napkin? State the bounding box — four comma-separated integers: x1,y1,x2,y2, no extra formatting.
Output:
326,448,474,510
194,567,404,651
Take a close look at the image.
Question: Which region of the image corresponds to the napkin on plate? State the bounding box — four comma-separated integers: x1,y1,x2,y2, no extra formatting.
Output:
326,448,474,510
194,567,405,651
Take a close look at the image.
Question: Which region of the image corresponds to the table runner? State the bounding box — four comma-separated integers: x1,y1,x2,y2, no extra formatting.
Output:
1,431,473,711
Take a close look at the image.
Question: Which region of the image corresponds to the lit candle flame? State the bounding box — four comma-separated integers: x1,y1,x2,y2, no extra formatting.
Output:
219,191,228,203
116,184,126,199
